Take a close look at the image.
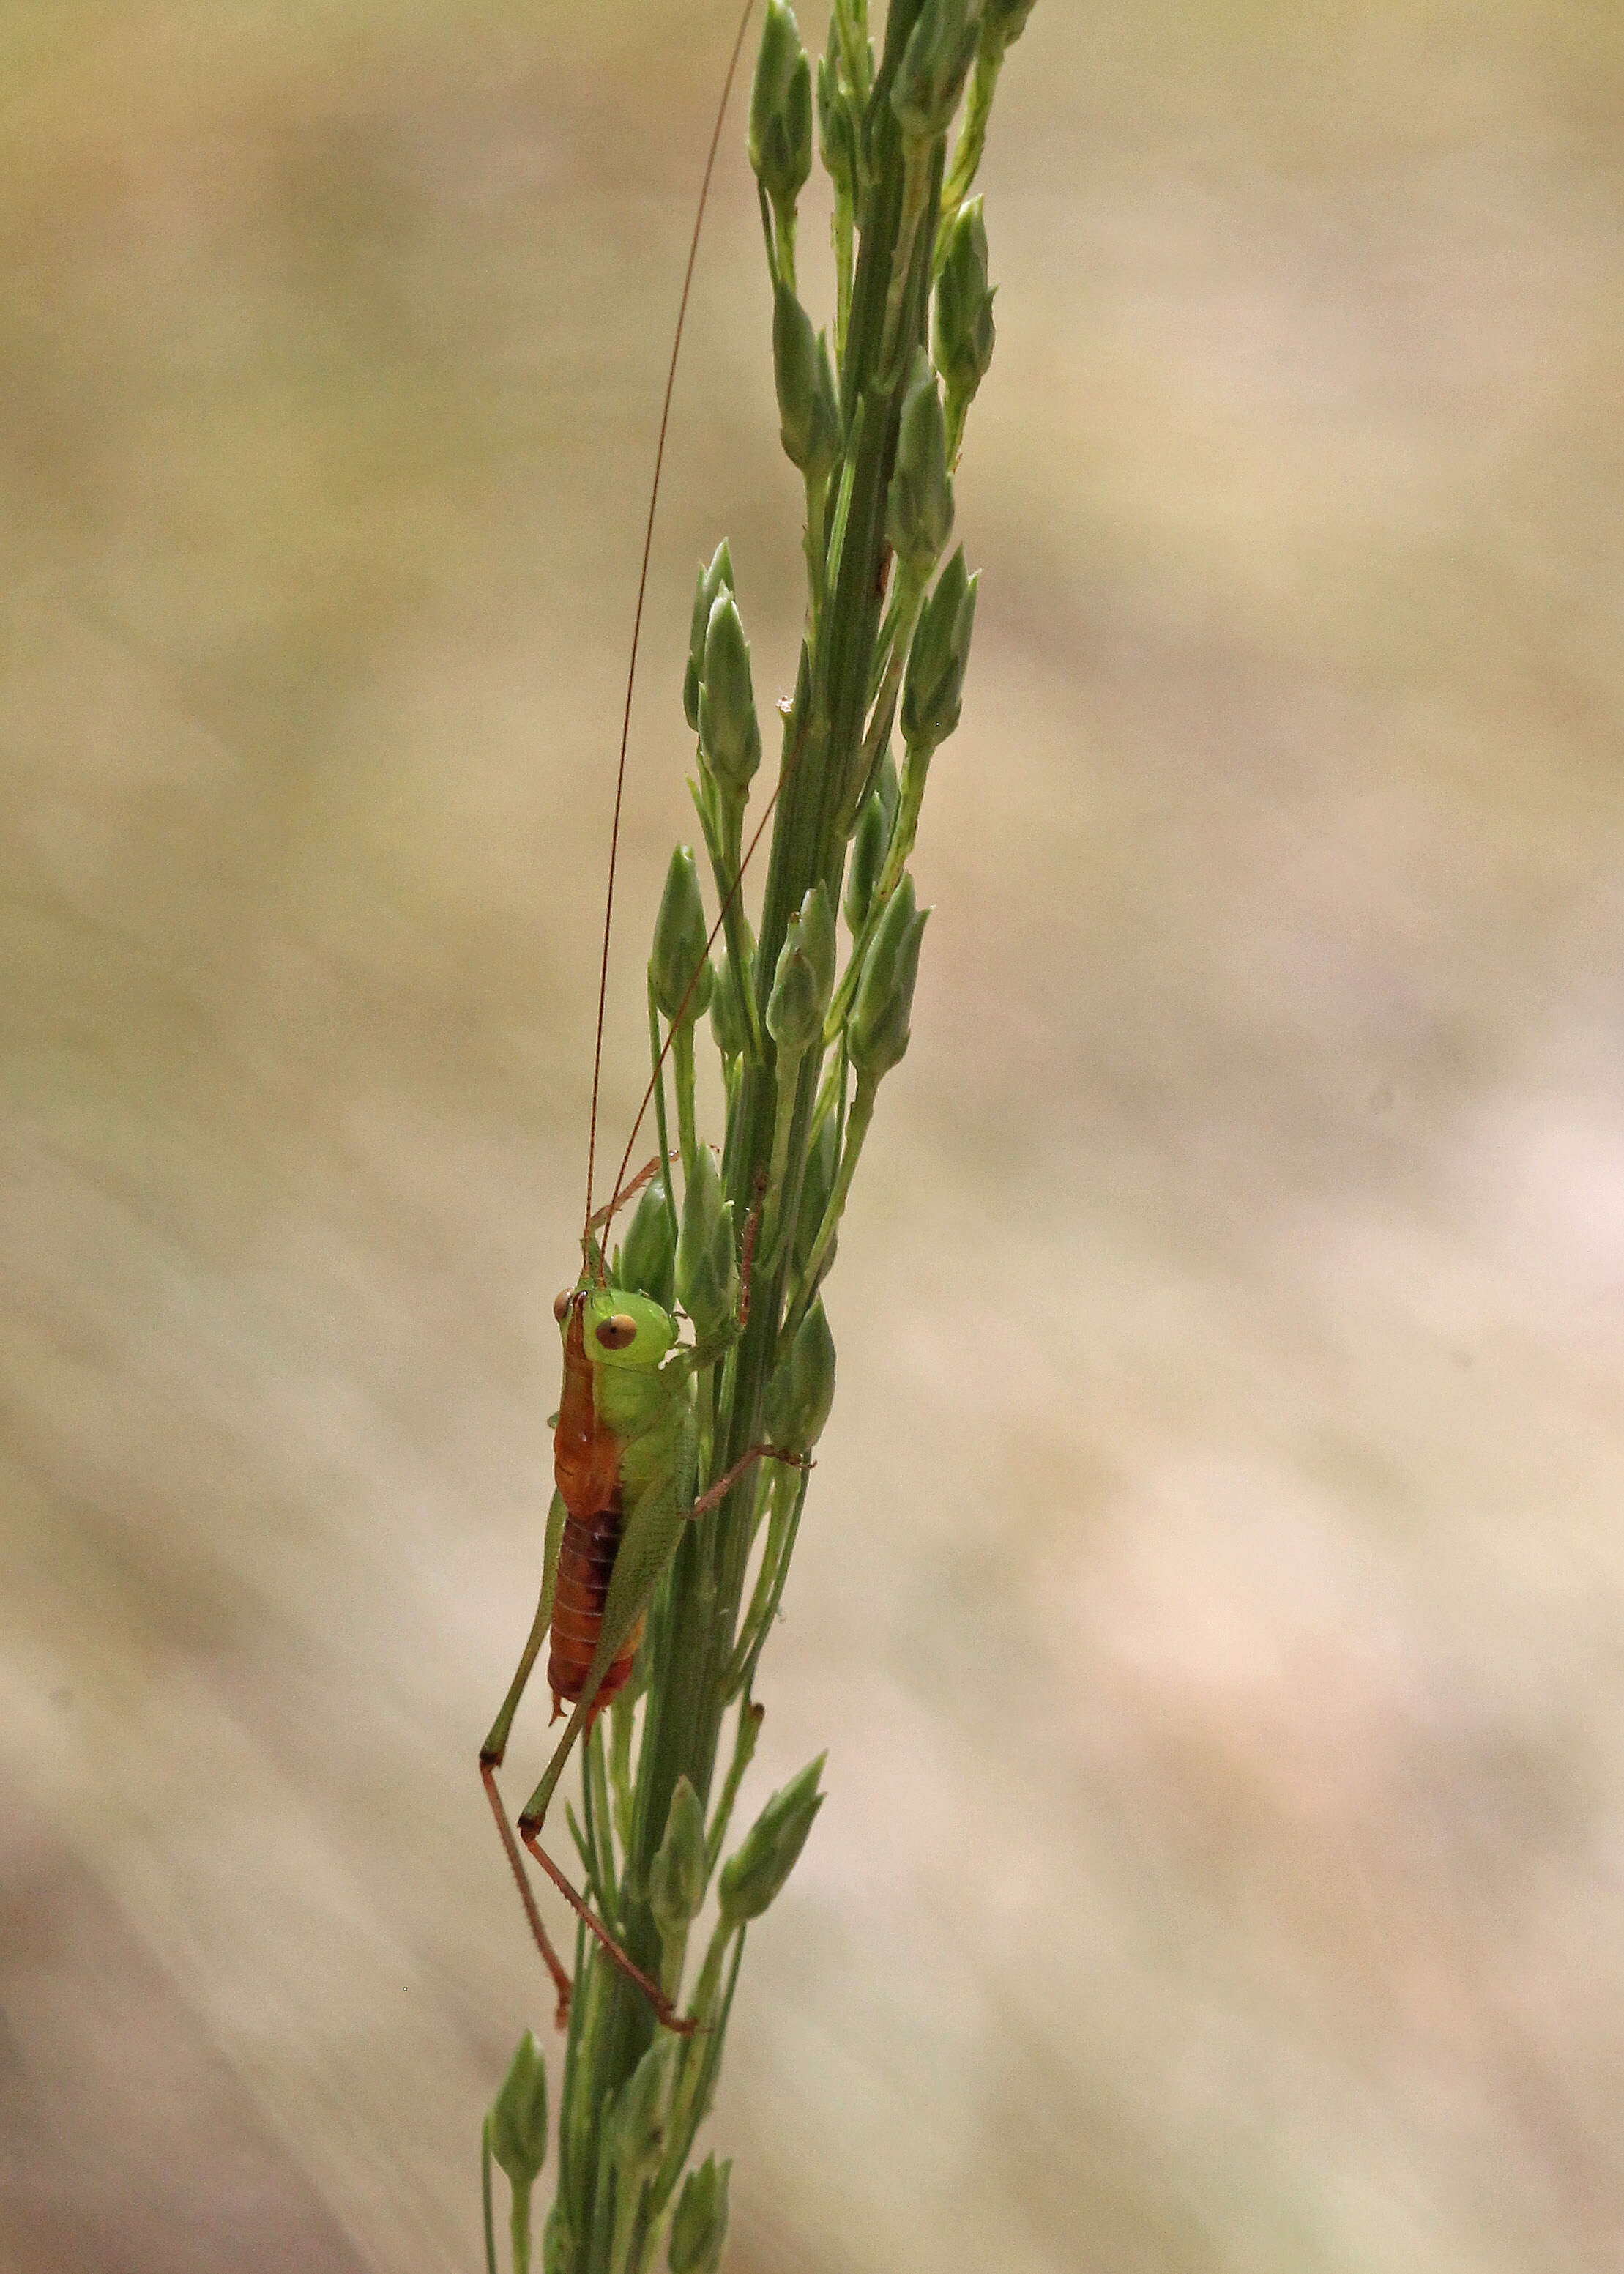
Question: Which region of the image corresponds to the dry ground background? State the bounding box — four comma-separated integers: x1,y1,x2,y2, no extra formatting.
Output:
3,3,1623,2270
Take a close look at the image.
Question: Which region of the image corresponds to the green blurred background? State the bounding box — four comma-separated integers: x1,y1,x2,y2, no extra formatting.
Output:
3,3,1622,2269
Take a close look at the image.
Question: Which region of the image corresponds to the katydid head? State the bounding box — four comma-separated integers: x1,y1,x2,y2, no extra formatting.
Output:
554,1284,677,1372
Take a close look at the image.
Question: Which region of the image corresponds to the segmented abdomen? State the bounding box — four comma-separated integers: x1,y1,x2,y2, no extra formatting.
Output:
548,1492,641,1721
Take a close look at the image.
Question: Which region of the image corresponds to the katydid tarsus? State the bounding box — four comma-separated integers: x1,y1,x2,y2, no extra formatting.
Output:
476,0,800,2038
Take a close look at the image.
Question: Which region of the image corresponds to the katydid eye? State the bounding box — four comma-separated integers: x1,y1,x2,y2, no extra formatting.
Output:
596,1313,638,1350
553,1289,572,1323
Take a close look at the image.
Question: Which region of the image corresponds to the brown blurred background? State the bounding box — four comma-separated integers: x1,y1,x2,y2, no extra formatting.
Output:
3,3,1623,2269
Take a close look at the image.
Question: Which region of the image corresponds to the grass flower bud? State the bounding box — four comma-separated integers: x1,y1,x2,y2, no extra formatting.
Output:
619,1180,676,1311
676,1145,737,1341
698,590,762,800
765,1296,836,1452
886,348,955,571
851,874,929,1082
984,0,1038,48
718,1754,825,1926
891,0,983,144
648,1775,707,1939
772,283,842,480
934,198,995,420
767,883,835,1058
843,787,887,935
650,846,714,1025
683,539,734,732
816,37,857,207
609,2037,672,2188
749,0,812,233
669,2155,731,2274
709,927,754,1065
488,2029,549,2188
901,545,977,753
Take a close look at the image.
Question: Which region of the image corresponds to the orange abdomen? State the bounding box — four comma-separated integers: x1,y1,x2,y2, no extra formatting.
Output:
548,1293,638,1720
547,1493,641,1720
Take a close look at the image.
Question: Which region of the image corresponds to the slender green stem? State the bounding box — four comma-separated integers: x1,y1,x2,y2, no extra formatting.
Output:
788,1072,876,1324
833,195,854,365
586,1721,619,1923
705,1698,763,1873
759,1037,807,1266
511,2176,533,2274
608,1690,636,1858
833,0,871,113
647,981,679,1239
849,557,926,810
734,1466,811,1709
803,468,831,655
878,137,933,384
672,1021,699,1184
938,40,1003,255
483,2116,499,2274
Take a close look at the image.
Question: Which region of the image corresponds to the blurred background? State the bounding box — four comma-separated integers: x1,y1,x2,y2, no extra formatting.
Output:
3,3,1622,2269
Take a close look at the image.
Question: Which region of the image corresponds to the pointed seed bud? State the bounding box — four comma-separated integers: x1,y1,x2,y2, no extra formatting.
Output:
766,883,836,1059
934,198,996,412
648,1775,708,1940
749,0,813,228
901,546,977,753
675,1145,737,1342
488,2030,549,2187
684,540,734,732
851,874,929,1082
815,44,857,208
619,1180,676,1312
887,349,955,571
874,745,901,834
772,283,842,481
698,590,762,800
891,0,983,144
669,2155,732,2274
765,1296,836,1452
718,1753,825,1927
651,846,715,1026
609,2037,673,2188
710,929,755,1065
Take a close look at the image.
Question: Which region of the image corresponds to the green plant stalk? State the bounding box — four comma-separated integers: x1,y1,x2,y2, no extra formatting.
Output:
502,2,1037,2262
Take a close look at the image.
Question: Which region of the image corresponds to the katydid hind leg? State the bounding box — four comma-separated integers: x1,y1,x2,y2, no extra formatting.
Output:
519,1825,696,2037
480,1760,573,2029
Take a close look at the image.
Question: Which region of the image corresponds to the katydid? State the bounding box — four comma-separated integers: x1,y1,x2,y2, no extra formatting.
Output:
477,0,796,2038
480,1253,798,2035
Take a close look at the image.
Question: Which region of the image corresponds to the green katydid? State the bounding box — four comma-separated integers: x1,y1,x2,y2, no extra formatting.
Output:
479,1197,800,2037
476,0,805,2038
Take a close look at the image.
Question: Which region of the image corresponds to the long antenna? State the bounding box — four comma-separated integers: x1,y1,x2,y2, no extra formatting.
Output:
584,0,759,1241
